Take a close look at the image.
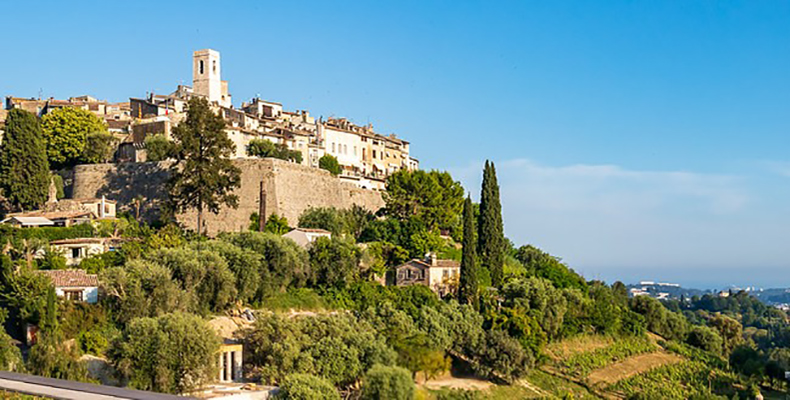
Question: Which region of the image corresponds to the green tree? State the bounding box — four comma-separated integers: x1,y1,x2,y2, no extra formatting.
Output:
478,160,504,287
514,246,587,290
151,247,237,314
265,213,291,235
361,364,415,400
309,236,360,288
458,196,478,308
709,314,742,355
144,134,174,162
99,260,188,324
318,154,341,176
383,170,464,233
0,109,50,211
27,287,91,381
246,313,396,387
274,373,340,400
220,232,312,298
197,240,263,304
81,132,118,164
167,97,241,235
0,311,22,371
109,312,220,394
41,107,108,168
299,207,346,235
686,325,724,354
247,139,302,163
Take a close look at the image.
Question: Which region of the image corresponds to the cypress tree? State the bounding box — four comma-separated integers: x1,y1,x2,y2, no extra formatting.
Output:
458,195,478,307
478,160,504,287
0,109,51,211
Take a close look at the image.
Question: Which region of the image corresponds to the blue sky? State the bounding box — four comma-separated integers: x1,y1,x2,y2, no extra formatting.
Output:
2,1,789,288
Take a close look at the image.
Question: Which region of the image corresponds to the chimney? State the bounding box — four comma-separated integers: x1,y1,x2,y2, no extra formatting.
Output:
425,252,437,266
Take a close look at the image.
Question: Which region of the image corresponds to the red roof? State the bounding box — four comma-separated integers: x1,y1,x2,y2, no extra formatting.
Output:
35,269,99,288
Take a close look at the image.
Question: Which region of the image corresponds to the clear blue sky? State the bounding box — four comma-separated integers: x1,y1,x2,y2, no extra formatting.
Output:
2,1,789,288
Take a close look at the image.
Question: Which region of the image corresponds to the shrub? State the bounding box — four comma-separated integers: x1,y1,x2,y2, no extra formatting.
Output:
144,134,174,162
275,373,340,400
361,364,415,400
318,155,341,176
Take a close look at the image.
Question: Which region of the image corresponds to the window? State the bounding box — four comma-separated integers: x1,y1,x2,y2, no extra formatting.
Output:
213,60,217,74
362,148,366,160
372,150,376,159
353,146,357,156
199,60,204,74
64,290,83,302
71,248,81,259
343,144,348,154
332,143,336,153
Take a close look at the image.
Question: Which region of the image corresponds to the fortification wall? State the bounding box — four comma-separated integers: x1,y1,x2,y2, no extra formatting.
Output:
72,159,384,235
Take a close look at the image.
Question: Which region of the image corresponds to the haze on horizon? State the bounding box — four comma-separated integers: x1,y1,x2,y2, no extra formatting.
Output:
1,1,788,288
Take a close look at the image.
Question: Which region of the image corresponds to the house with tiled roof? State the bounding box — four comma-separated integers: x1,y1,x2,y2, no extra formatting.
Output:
49,237,123,266
282,227,332,249
34,269,99,303
394,253,460,296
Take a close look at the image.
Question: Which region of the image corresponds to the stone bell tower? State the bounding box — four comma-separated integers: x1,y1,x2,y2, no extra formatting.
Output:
193,49,230,107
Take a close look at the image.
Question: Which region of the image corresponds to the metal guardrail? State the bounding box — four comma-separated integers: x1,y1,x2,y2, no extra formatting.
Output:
0,371,193,400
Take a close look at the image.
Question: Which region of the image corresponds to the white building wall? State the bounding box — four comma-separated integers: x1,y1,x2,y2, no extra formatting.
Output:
323,127,362,172
54,286,99,304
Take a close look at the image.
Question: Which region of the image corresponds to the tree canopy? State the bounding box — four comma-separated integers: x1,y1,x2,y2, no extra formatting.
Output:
318,154,342,176
478,160,504,287
167,97,241,235
384,170,464,234
41,107,108,168
0,109,51,211
109,312,219,394
247,139,303,163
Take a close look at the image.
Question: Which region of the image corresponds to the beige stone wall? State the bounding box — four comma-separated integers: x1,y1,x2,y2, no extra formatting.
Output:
72,158,384,236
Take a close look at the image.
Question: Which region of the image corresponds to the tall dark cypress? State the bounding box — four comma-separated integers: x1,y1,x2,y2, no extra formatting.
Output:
478,160,504,287
0,109,51,211
458,195,478,307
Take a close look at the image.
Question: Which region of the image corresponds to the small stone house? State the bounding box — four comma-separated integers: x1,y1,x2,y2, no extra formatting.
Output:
282,228,332,248
35,269,99,303
394,254,460,296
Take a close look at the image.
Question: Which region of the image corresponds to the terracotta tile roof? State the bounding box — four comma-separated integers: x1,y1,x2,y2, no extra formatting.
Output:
398,258,460,270
11,210,94,220
35,269,99,288
292,228,332,234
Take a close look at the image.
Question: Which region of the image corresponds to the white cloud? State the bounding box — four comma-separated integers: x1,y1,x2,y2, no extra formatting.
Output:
451,159,790,287
762,161,790,178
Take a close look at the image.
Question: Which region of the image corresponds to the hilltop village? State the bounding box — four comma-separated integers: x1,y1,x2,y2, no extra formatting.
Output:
1,49,418,191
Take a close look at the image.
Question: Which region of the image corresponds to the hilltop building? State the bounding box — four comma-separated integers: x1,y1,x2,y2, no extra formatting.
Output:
126,49,418,190
3,49,417,190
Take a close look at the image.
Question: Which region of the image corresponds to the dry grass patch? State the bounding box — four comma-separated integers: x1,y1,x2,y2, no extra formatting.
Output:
587,351,684,386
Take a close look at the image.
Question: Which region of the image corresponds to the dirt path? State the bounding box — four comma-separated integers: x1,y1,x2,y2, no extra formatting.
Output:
586,352,684,386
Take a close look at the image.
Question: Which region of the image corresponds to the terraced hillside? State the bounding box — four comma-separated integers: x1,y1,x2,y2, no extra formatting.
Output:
540,334,739,399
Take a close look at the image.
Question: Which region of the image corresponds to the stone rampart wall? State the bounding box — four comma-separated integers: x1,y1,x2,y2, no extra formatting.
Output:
72,158,384,235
